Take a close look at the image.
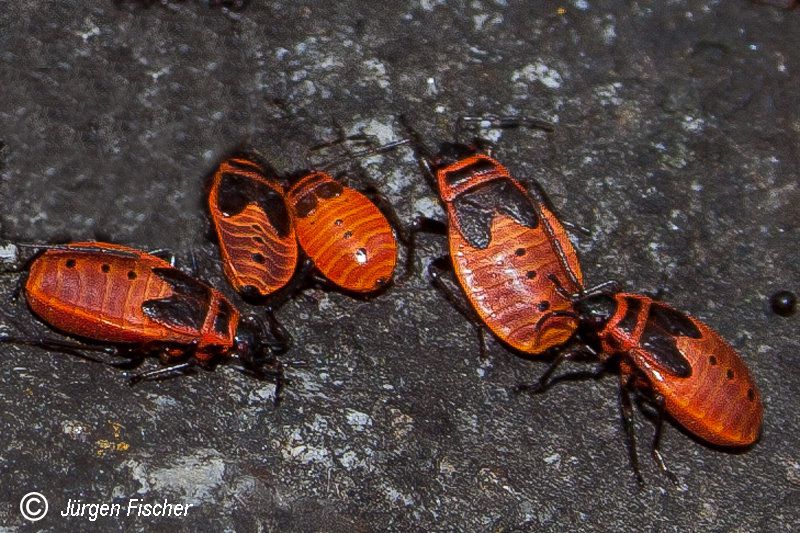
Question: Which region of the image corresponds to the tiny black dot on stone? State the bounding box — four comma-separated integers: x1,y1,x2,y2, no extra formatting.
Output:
709,355,717,365
334,219,343,226
515,248,526,257
253,235,265,244
101,264,111,273
251,224,260,231
538,301,550,311
526,271,536,280
127,271,137,280
747,389,755,401
252,253,266,264
65,259,76,268
343,231,353,239
726,369,734,380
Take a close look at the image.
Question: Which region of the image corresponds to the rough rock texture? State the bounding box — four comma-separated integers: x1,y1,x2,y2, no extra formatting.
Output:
0,1,798,531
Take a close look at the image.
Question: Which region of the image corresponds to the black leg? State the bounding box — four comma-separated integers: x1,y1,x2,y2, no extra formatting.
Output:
561,219,592,237
0,335,121,357
253,257,319,312
147,248,177,267
314,128,409,172
309,131,371,154
428,254,490,359
523,182,584,295
458,114,555,133
188,249,199,278
651,393,679,485
128,361,195,385
263,308,293,354
0,334,146,369
239,357,286,406
405,216,448,279
127,342,200,385
106,351,146,370
397,115,438,189
619,372,645,486
515,343,603,394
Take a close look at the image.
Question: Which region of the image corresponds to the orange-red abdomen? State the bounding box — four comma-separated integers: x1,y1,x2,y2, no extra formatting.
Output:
436,152,584,354
24,242,239,362
286,172,398,293
599,293,763,446
208,156,298,299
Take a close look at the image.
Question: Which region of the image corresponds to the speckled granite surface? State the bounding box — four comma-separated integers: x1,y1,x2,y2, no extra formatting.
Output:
0,1,798,531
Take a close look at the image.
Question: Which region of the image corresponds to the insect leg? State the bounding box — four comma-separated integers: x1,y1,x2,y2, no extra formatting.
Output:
147,248,177,267
315,129,409,171
128,361,195,385
264,308,293,354
428,254,489,359
404,216,448,278
0,336,118,357
651,393,679,485
0,335,146,370
240,357,286,406
397,115,438,189
515,342,602,394
458,114,556,133
619,369,645,486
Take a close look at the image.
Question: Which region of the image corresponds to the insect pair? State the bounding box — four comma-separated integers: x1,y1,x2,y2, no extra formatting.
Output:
0,134,409,402
206,139,408,303
400,114,763,483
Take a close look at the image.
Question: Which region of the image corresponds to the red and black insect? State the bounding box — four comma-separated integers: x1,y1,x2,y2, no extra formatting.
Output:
208,155,298,300
207,141,406,303
1,242,287,397
285,170,398,294
403,115,584,356
529,288,764,481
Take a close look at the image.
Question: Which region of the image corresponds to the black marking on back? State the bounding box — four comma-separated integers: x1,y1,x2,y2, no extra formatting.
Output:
617,296,642,335
142,268,211,332
316,180,344,199
213,298,234,336
649,303,702,338
217,172,291,237
443,159,498,188
452,180,539,249
639,303,698,378
293,192,318,218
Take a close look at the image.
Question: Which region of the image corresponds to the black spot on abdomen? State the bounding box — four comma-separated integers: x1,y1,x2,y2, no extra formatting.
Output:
142,268,212,331
217,172,291,237
452,180,539,249
443,158,499,188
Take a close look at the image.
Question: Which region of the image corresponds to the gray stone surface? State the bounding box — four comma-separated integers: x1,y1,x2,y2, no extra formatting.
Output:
0,0,798,531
